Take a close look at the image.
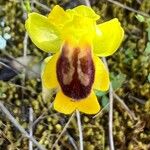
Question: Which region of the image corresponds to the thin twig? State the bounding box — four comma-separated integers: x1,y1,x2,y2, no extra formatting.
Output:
102,57,115,150
80,0,91,7
23,32,28,57
22,32,28,79
33,0,51,11
128,94,146,105
30,0,34,9
21,31,28,97
29,107,34,150
106,0,150,17
23,3,34,148
32,102,53,127
76,110,83,150
113,92,137,120
67,133,78,150
108,84,115,150
0,102,46,150
51,112,75,150
8,82,37,94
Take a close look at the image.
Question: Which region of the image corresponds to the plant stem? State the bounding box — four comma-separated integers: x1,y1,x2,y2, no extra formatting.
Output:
29,107,33,150
76,110,83,150
109,84,115,150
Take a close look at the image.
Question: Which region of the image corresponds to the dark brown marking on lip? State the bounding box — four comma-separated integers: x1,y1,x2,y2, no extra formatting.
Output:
56,43,95,100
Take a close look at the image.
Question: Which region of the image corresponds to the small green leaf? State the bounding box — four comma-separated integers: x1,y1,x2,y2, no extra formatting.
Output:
145,42,150,54
95,90,107,97
22,0,31,13
101,96,109,111
146,18,150,27
135,14,145,22
110,72,126,91
148,74,150,83
124,48,137,64
0,90,2,97
125,48,136,59
146,27,150,41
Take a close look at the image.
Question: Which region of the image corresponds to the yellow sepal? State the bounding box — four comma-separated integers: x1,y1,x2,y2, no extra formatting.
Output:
93,18,124,56
93,55,110,91
25,12,62,53
41,52,60,89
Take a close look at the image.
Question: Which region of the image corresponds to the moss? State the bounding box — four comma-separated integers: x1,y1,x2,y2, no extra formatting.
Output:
0,0,150,149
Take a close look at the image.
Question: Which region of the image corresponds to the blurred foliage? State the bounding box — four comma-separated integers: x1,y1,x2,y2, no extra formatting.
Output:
110,72,126,91
0,0,150,150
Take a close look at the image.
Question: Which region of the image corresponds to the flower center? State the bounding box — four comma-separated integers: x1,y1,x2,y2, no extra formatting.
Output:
56,43,95,100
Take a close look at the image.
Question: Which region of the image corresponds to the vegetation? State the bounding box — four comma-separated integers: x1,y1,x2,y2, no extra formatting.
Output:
0,0,150,149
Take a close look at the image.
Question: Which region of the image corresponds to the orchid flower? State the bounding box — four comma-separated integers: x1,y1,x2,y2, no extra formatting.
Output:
25,5,124,114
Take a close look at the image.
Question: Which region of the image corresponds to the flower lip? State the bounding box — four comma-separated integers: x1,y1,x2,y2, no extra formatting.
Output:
56,42,95,100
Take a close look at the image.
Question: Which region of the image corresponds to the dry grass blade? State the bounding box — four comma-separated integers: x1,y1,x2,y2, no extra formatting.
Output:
106,0,150,17
80,0,91,6
32,102,53,127
33,0,51,11
8,82,37,94
0,102,47,150
23,32,28,57
113,92,137,120
67,133,78,150
51,112,75,150
128,94,146,105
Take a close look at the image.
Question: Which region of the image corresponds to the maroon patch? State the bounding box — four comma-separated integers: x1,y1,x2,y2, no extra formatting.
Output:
56,44,95,100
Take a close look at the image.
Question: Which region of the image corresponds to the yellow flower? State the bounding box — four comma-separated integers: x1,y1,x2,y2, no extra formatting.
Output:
25,5,124,115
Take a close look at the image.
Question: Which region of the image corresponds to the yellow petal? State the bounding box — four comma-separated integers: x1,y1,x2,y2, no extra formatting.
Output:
72,5,100,20
77,91,100,114
48,5,71,29
62,15,95,42
25,12,62,53
41,52,60,89
54,91,76,114
93,55,110,91
54,90,100,115
93,18,124,56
